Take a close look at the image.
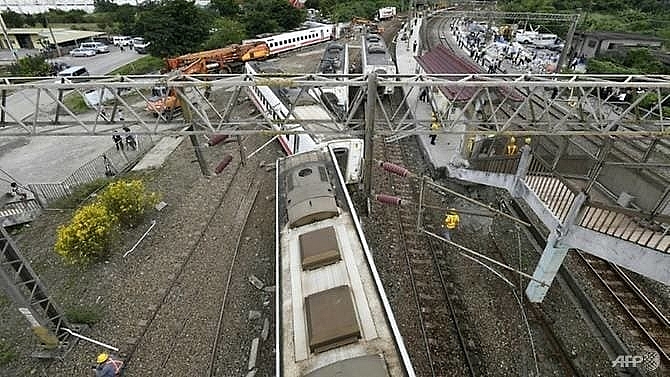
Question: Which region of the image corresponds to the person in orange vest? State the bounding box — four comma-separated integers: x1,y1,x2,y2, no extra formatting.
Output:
442,209,460,241
94,353,124,377
506,136,518,155
429,113,439,145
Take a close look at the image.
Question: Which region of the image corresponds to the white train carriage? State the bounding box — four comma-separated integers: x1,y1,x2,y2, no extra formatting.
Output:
276,147,416,377
245,62,363,184
244,23,334,56
361,34,396,96
317,42,349,115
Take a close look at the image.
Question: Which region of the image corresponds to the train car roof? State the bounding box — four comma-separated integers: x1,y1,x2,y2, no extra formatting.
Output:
277,149,409,376
362,34,394,68
319,42,347,75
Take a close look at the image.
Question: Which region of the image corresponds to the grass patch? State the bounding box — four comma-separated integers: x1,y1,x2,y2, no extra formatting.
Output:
62,92,89,114
65,305,103,325
110,56,164,75
0,341,17,366
49,177,112,209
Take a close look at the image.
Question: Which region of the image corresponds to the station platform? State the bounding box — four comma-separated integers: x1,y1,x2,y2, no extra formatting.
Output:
394,13,469,177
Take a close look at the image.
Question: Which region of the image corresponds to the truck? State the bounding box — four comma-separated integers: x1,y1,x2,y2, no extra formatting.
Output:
146,41,271,119
377,6,396,20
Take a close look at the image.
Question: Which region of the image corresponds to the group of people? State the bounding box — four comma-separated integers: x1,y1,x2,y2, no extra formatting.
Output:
112,127,137,151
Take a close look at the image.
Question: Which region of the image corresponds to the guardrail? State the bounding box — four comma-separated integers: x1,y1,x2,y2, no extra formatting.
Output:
28,135,154,206
580,201,670,253
468,154,521,174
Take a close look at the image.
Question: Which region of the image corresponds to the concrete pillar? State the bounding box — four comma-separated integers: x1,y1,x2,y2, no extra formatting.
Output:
515,145,532,181
526,230,566,302
510,145,532,198
526,192,587,302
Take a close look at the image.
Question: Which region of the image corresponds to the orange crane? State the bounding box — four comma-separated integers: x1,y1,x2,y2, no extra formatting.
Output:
352,17,384,34
146,41,270,119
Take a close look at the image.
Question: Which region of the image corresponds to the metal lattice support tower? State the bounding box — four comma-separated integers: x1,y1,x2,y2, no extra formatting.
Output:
0,227,71,350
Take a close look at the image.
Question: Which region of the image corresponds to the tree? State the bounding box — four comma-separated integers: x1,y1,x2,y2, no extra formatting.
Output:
209,0,240,18
1,10,27,28
241,0,304,36
203,18,247,50
8,55,53,77
134,0,211,57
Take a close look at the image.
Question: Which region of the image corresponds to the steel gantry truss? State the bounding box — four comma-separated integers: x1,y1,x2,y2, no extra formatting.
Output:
0,73,667,137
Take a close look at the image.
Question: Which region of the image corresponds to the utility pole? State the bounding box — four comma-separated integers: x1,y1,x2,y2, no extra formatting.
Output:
43,15,62,57
363,72,377,215
0,13,18,62
558,13,580,70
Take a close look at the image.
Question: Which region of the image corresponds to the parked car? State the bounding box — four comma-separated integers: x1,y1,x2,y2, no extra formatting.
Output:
69,47,96,57
80,42,109,54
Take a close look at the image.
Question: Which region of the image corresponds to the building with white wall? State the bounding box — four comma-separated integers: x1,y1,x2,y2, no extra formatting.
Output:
0,0,163,14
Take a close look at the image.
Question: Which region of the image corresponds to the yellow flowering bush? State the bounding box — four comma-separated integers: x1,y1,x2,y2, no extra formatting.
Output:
55,203,117,264
97,179,159,227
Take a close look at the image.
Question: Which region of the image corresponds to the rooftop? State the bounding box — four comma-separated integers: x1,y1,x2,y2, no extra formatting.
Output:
415,45,523,102
7,28,105,45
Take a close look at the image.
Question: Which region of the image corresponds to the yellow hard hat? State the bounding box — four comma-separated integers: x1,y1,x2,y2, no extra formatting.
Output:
97,353,109,363
510,136,516,143
524,136,532,144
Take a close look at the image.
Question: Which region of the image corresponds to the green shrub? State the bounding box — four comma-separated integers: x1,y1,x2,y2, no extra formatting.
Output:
55,202,118,264
65,305,103,325
97,179,159,227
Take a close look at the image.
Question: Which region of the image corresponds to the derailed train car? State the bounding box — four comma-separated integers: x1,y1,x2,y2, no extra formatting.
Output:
275,147,416,376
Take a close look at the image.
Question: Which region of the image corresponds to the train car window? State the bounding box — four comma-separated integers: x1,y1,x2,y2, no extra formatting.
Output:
305,286,360,353
332,148,349,175
299,227,341,270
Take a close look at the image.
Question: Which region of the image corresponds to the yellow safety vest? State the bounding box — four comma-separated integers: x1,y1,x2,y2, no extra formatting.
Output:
431,121,440,131
506,143,518,155
444,214,460,229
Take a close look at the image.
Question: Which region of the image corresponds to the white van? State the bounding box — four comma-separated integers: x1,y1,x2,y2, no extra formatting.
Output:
112,36,132,47
57,66,89,78
80,42,109,54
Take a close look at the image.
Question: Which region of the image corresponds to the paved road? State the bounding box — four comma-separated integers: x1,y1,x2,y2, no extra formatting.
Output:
0,47,145,190
53,46,145,75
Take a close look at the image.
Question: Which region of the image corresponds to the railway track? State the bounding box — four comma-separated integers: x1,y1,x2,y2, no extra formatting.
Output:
117,138,270,375
487,219,582,377
207,180,261,376
372,130,482,375
576,252,670,370
420,11,670,374
503,197,670,372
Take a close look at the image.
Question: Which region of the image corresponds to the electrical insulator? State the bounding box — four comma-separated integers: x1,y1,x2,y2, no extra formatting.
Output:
215,155,233,174
375,194,402,206
380,161,410,177
208,134,229,146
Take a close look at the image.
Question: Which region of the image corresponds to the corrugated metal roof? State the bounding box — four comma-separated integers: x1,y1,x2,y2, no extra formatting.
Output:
415,45,523,102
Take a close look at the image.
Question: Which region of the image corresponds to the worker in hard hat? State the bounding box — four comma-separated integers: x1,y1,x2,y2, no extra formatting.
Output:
442,209,460,241
429,113,440,145
94,352,124,377
524,136,532,145
506,136,518,155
